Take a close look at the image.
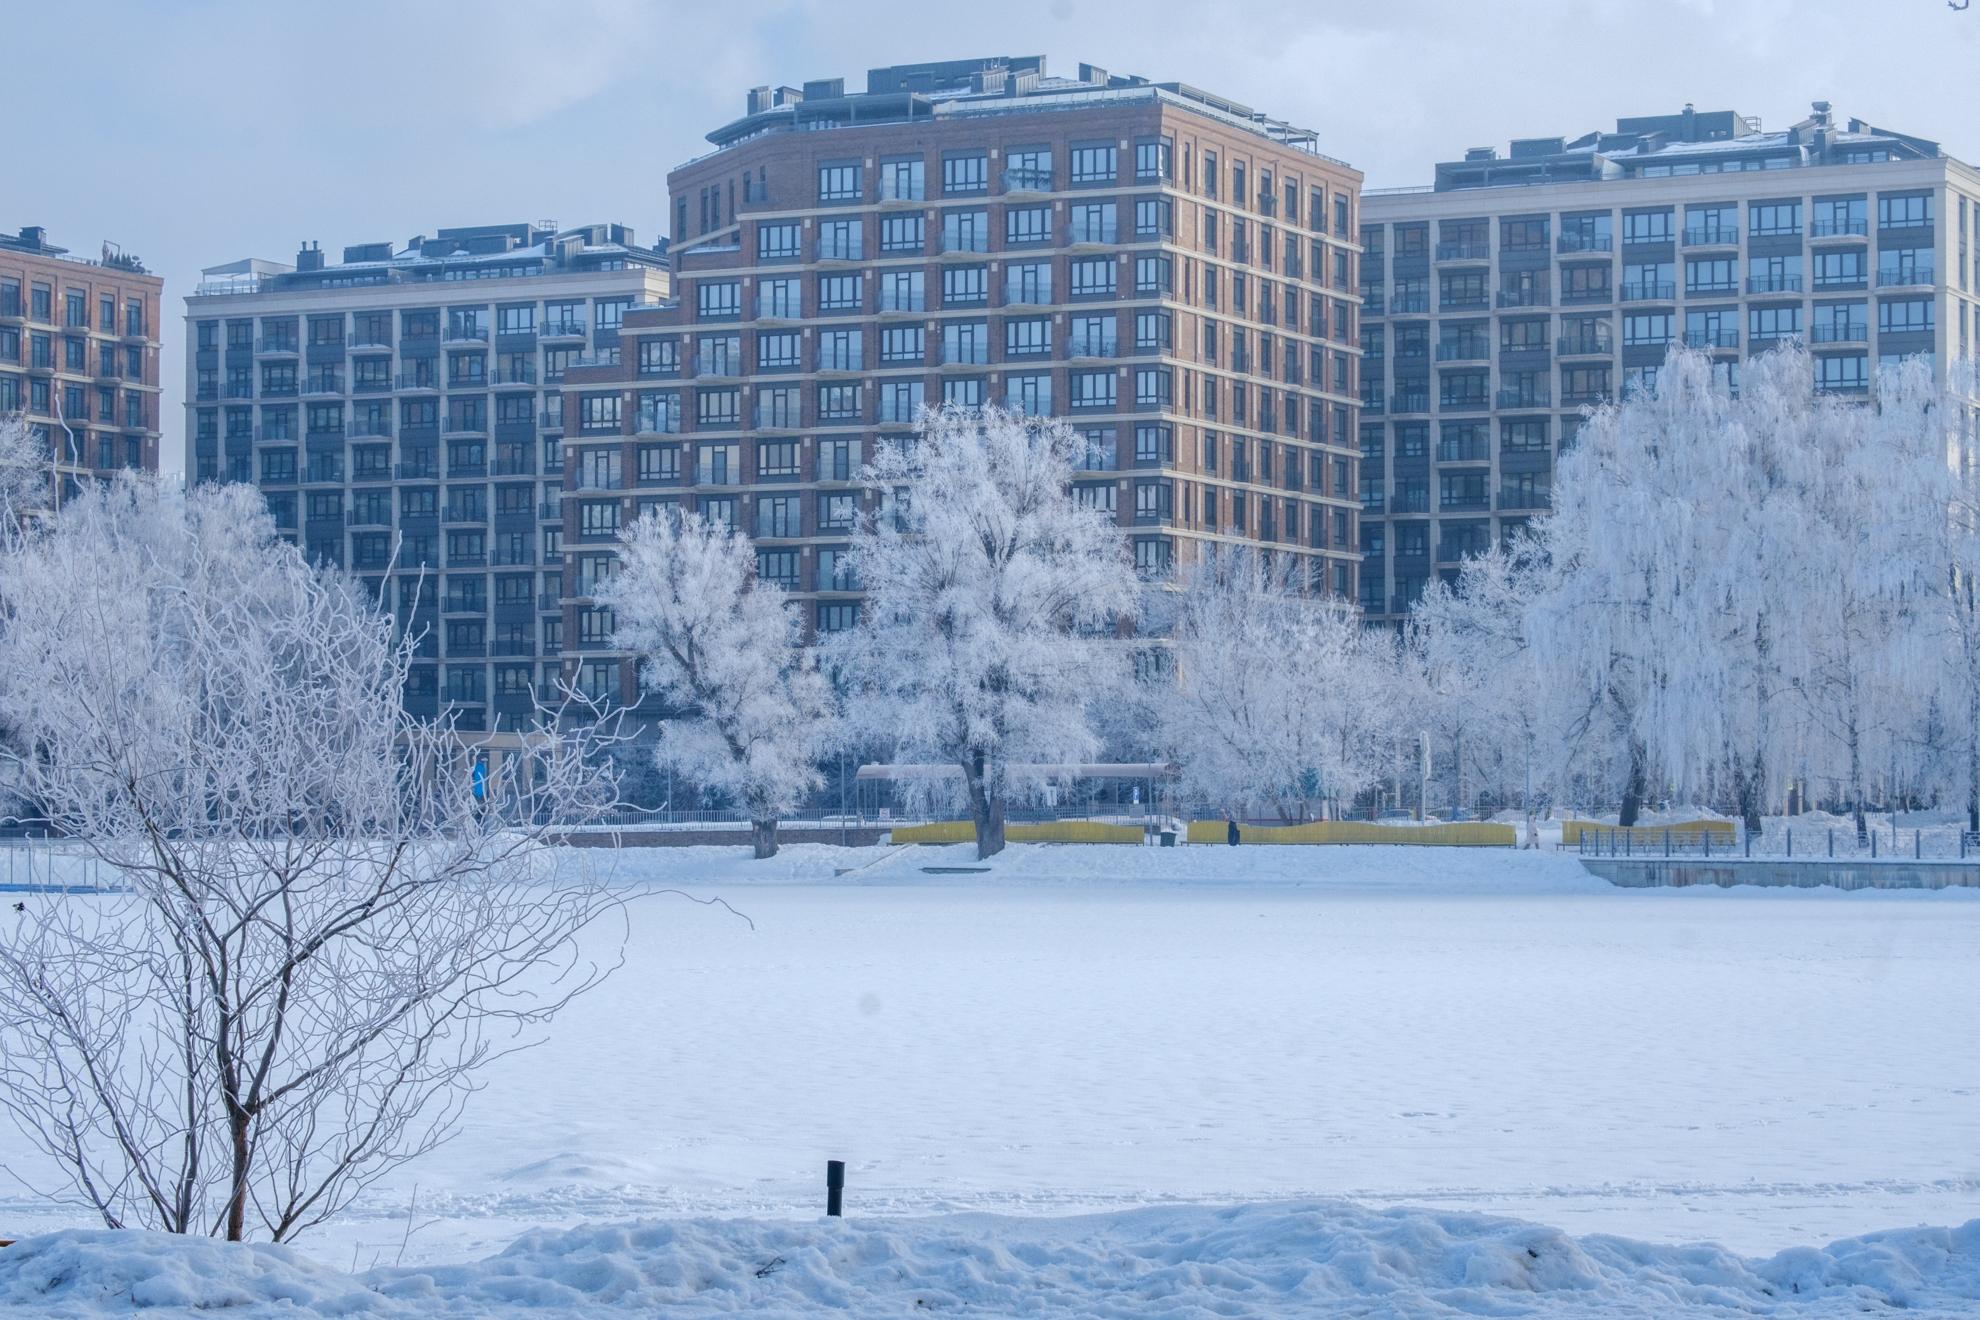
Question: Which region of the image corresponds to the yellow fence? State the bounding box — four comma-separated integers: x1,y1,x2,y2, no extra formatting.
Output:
1559,818,1735,846
1184,820,1516,846
890,820,1147,845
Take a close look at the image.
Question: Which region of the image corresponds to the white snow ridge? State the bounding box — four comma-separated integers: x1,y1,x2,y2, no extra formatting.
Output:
4,1201,1978,1317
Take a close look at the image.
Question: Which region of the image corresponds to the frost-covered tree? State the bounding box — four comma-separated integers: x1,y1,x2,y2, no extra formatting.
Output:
0,412,50,529
830,404,1137,858
602,509,833,859
0,478,626,1242
1165,547,1389,820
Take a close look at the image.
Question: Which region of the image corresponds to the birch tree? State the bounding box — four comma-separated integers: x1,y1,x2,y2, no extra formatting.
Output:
601,509,833,858
830,405,1137,858
0,478,627,1242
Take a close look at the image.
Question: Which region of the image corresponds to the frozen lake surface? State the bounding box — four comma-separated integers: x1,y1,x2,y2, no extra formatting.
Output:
3,843,1976,1277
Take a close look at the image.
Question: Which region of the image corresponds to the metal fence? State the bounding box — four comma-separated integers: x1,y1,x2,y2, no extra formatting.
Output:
1577,824,1980,861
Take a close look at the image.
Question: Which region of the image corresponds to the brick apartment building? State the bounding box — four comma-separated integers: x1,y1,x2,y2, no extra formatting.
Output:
0,225,163,490
558,55,1364,708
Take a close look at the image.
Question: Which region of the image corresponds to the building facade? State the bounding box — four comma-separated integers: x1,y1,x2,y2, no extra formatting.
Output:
1359,102,1980,621
183,223,670,733
559,56,1364,708
0,225,163,488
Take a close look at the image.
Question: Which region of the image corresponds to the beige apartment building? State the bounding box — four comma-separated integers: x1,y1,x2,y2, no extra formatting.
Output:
1359,102,1980,621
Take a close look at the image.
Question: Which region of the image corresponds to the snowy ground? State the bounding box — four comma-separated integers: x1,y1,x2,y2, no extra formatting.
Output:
3,842,1978,1313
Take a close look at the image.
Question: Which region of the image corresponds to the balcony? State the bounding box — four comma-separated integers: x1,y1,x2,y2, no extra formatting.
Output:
1684,280,1739,297
1495,387,1551,409
1746,274,1803,294
491,365,537,386
1811,218,1869,239
1682,226,1739,248
1681,328,1740,350
1389,291,1431,313
256,336,298,355
1561,386,1612,407
1496,288,1549,308
1002,167,1054,194
1556,335,1613,357
878,175,926,203
1360,394,1386,415
816,238,863,262
1498,491,1552,511
1877,265,1934,288
1434,242,1490,262
395,373,440,391
1560,285,1613,305
540,319,587,341
816,352,864,374
1810,323,1869,345
1618,282,1676,302
1068,220,1117,247
1435,342,1489,362
444,325,490,344
1392,394,1431,414
1556,233,1613,254
1438,294,1488,312
1437,438,1491,464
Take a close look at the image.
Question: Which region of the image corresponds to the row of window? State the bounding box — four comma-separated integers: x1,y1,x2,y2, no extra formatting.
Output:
0,373,150,426
192,299,633,353
0,280,148,334
1369,193,1940,256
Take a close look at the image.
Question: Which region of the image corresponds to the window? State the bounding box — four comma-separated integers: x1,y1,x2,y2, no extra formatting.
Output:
1135,138,1172,182
1749,201,1802,237
819,218,862,261
880,214,925,254
755,386,801,429
757,331,802,371
756,495,801,538
1878,193,1932,230
1071,201,1117,245
818,162,860,203
881,324,926,364
880,157,925,201
758,277,802,319
816,382,861,420
696,388,741,427
1133,424,1172,464
1815,353,1869,392
1879,298,1934,334
1070,370,1117,409
942,265,989,307
578,394,621,432
1686,258,1738,294
1070,143,1117,185
1813,249,1867,289
638,337,679,377
941,321,989,366
758,222,802,260
818,491,858,533
696,281,741,320
1749,304,1802,341
941,210,989,254
1005,318,1051,358
1005,206,1052,246
1813,196,1867,237
1622,312,1673,347
1006,261,1051,305
1621,209,1674,244
1070,258,1117,298
942,153,988,195
818,603,860,634
818,274,863,312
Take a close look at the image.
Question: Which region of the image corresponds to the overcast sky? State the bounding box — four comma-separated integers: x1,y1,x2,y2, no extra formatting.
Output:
15,0,1979,473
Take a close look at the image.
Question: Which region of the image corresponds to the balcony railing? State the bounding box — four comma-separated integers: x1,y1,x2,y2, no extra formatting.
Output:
1682,226,1739,247
1556,233,1613,254
1811,218,1869,238
1746,274,1803,293
1434,242,1489,262
1390,292,1430,313
1496,288,1549,308
1495,387,1551,409
1556,336,1613,356
444,325,490,343
1619,282,1676,301
1003,167,1053,193
1435,342,1489,362
540,319,587,339
1682,328,1740,350
1810,323,1869,344
938,230,990,255
1877,265,1934,287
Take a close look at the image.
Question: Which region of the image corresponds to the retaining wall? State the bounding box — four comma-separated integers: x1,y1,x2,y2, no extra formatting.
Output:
1580,857,1980,890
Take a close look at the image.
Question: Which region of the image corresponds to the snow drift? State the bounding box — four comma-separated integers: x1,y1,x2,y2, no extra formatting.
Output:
5,1201,1978,1317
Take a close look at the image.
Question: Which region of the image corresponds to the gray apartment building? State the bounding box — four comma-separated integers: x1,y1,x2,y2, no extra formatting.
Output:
558,55,1364,708
0,225,163,491
1359,102,1980,621
184,223,670,736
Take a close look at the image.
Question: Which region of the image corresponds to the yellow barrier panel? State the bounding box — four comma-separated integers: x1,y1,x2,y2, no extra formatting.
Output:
890,820,1147,845
1185,820,1515,846
1560,818,1735,846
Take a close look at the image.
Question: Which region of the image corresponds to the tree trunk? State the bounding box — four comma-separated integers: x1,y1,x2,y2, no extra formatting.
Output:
1968,684,1980,836
1619,740,1648,827
750,818,779,859
225,1103,250,1241
963,750,1005,859
1848,722,1868,845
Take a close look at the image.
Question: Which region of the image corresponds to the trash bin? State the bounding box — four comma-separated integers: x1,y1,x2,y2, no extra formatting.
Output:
1159,829,1176,847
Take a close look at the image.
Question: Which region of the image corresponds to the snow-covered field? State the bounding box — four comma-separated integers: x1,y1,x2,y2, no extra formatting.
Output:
4,842,1978,1315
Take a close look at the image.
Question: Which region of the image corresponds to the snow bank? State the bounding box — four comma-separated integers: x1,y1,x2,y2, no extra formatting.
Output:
5,1202,1977,1317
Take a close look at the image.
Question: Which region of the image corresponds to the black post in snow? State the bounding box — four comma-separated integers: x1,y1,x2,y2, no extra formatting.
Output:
826,1159,845,1217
